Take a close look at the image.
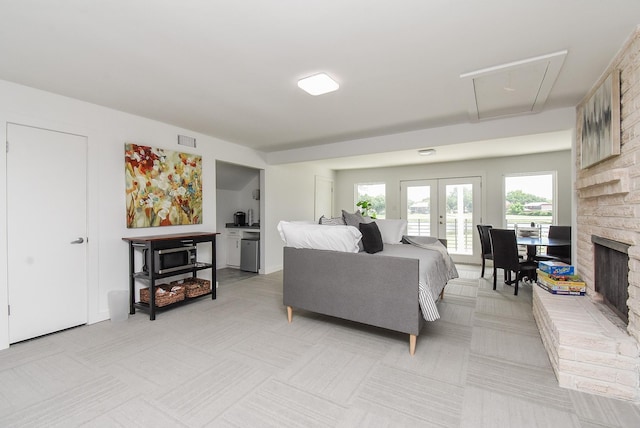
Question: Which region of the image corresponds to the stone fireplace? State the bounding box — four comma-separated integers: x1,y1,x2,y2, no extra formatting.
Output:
533,28,640,402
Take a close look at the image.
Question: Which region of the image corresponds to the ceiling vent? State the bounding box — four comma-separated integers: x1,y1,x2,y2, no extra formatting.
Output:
460,50,567,121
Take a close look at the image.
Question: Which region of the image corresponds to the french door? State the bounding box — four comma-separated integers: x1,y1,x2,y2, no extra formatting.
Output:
401,177,481,264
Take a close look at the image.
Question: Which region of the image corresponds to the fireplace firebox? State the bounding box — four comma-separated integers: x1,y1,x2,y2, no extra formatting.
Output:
592,236,630,324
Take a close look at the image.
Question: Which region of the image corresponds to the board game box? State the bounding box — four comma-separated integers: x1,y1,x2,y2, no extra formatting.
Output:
538,260,574,276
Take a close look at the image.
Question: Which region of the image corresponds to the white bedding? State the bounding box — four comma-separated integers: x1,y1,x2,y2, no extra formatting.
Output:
277,221,362,253
378,242,458,321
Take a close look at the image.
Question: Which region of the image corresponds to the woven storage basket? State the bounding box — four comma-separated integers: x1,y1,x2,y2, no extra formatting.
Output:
172,277,211,298
140,284,185,307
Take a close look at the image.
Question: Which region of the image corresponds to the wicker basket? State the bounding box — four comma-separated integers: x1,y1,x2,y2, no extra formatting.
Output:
172,277,211,298
139,284,185,307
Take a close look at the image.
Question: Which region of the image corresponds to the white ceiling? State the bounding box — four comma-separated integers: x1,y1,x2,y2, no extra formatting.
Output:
1,1,638,168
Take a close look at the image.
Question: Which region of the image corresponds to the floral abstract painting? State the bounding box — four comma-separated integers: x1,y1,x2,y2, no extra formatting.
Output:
125,143,202,228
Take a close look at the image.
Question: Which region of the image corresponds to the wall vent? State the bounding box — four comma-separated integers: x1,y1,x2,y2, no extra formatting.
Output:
178,134,196,148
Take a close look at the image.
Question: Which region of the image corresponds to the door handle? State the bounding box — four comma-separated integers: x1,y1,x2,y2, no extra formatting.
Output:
70,237,84,244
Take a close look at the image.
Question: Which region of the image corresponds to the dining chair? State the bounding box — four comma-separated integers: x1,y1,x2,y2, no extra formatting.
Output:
536,225,571,264
476,224,493,278
489,228,538,296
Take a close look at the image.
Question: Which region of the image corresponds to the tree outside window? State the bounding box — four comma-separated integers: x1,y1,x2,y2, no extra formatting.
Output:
355,183,386,219
504,173,554,235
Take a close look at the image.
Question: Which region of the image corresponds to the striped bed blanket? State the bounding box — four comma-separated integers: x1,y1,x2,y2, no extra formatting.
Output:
376,237,459,321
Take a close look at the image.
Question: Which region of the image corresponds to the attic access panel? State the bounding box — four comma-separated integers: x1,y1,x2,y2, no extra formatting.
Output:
461,50,567,121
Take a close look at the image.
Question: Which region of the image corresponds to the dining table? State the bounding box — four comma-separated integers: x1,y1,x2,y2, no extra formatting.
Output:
516,236,571,261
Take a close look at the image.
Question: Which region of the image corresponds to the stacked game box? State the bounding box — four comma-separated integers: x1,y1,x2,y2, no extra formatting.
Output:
536,261,585,295
538,260,574,276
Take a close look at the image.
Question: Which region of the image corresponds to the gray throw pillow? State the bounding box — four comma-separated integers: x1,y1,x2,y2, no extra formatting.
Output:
342,210,372,252
319,215,346,226
342,209,372,228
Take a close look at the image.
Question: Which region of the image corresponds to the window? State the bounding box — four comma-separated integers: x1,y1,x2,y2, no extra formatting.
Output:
355,183,386,219
504,172,555,236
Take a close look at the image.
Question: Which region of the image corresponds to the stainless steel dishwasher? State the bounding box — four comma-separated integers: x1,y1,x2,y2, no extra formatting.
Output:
240,238,259,272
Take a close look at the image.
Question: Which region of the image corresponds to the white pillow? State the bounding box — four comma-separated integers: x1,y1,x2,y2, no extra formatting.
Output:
277,221,362,253
374,219,407,244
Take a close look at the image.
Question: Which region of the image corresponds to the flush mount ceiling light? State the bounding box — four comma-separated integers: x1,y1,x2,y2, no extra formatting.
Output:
418,148,436,156
297,73,339,96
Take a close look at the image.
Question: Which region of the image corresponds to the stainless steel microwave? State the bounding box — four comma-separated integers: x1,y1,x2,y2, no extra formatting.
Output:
143,245,197,274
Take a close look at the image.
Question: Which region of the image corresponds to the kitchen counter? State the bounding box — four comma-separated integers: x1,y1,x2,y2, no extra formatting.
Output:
225,223,260,229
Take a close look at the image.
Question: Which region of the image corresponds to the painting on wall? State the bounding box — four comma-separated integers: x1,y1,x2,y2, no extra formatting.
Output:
125,143,202,228
580,69,621,169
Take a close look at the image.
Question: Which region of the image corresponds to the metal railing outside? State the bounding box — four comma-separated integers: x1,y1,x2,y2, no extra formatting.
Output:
407,218,473,254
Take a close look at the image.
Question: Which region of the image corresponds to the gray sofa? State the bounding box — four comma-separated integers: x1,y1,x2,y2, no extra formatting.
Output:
283,246,444,355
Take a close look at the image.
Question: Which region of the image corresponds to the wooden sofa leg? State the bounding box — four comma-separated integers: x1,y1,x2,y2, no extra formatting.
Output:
409,334,416,356
287,306,293,323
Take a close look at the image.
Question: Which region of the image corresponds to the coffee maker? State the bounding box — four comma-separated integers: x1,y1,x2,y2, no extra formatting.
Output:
233,211,246,226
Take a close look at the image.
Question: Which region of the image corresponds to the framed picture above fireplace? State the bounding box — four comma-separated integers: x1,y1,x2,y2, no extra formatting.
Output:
580,69,621,169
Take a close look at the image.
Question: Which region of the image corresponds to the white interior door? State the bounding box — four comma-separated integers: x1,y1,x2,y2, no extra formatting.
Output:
314,176,333,220
7,123,88,343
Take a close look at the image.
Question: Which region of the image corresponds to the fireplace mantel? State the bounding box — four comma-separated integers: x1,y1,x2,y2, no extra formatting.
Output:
575,168,629,199
591,235,631,254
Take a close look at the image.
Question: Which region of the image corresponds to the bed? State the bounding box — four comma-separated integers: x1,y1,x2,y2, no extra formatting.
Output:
279,219,458,355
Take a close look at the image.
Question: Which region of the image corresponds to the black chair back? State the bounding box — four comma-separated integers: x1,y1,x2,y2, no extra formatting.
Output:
489,229,521,273
489,228,537,295
547,226,571,260
477,224,493,277
477,224,493,257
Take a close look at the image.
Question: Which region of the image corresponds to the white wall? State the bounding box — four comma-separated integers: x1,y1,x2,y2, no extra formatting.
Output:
240,175,261,224
216,189,243,230
335,150,573,228
263,164,336,273
0,79,268,350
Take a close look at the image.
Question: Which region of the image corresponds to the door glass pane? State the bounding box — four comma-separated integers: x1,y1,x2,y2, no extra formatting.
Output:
444,183,473,255
402,177,480,263
406,185,431,236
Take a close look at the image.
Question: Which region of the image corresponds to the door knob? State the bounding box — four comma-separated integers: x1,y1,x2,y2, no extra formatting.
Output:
70,237,84,244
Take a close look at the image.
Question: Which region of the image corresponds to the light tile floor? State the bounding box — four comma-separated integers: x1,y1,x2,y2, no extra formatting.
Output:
0,265,638,427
